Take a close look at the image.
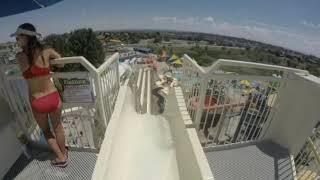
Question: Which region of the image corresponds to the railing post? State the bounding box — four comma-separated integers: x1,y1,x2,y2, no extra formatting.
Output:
0,71,30,140
147,69,151,114
194,76,207,130
307,137,320,166
94,72,108,127
258,71,289,139
116,59,120,89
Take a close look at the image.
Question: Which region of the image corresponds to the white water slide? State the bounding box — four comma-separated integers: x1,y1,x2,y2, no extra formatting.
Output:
92,68,213,180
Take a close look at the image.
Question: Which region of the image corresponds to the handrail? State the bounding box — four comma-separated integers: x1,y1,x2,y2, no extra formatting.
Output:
207,59,309,75
180,53,305,146
181,54,310,75
97,53,120,75
50,56,98,74
307,137,320,166
51,56,109,126
182,54,206,74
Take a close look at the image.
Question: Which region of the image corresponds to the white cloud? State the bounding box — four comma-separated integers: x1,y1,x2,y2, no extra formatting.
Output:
152,16,200,26
152,16,320,57
152,16,177,24
203,16,214,23
301,20,320,29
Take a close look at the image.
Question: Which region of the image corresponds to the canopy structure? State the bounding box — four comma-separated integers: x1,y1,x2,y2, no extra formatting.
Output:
0,0,63,17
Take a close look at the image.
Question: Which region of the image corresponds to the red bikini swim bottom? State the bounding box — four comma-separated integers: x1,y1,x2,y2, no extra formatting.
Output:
31,91,61,113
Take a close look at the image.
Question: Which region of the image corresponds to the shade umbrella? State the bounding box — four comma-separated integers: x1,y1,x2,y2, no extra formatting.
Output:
172,59,183,65
240,80,251,87
0,0,63,18
168,54,178,61
171,59,183,68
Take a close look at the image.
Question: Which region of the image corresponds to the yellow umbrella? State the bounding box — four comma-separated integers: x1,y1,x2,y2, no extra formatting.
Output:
172,59,183,65
242,88,255,94
240,80,251,87
168,54,179,61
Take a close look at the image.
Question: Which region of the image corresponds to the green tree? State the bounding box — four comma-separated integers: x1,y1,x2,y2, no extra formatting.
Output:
68,28,104,68
168,47,173,54
153,36,161,43
45,28,105,71
163,36,170,42
45,33,72,56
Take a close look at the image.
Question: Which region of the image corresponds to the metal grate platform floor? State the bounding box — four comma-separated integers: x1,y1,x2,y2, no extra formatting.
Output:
205,140,294,180
4,150,97,180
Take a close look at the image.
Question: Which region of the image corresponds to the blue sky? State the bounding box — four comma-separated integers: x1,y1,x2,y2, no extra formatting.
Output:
1,0,320,56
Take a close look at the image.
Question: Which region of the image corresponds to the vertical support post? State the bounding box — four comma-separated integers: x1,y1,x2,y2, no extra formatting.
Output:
94,72,108,127
258,72,288,139
194,76,207,130
140,69,146,110
147,69,151,114
116,58,120,90
137,68,143,89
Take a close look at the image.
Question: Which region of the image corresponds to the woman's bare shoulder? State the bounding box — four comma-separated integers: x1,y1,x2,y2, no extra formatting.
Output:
43,48,61,58
43,47,55,54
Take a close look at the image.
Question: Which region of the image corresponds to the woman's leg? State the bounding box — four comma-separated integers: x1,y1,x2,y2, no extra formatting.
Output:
33,109,66,161
49,100,66,156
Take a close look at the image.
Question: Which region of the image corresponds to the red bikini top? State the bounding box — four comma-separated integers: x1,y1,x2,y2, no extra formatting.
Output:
22,54,51,79
23,65,51,79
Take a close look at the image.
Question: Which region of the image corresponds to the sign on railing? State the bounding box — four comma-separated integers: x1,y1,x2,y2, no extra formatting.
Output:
56,76,94,103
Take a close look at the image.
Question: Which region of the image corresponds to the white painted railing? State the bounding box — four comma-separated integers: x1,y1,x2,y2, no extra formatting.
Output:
295,127,320,179
96,53,120,126
0,54,120,151
180,54,309,147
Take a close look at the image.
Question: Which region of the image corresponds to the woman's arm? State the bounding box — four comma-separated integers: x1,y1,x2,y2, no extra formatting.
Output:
48,48,64,68
16,52,28,72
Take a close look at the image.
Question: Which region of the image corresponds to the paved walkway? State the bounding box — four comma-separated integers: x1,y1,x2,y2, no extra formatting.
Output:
4,151,97,180
206,140,294,180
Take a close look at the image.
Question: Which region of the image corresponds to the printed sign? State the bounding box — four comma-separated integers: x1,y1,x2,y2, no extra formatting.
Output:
56,77,93,103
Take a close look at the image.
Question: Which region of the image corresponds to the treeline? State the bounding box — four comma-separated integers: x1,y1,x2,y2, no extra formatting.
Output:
44,28,104,71
157,45,320,76
97,31,172,44
97,31,162,44
100,30,320,76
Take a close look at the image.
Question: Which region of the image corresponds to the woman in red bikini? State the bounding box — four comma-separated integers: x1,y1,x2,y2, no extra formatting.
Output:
11,23,68,168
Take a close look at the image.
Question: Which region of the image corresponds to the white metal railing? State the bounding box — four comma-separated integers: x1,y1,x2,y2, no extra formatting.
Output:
180,55,206,123
295,127,320,179
96,53,120,126
180,54,307,147
0,54,120,151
